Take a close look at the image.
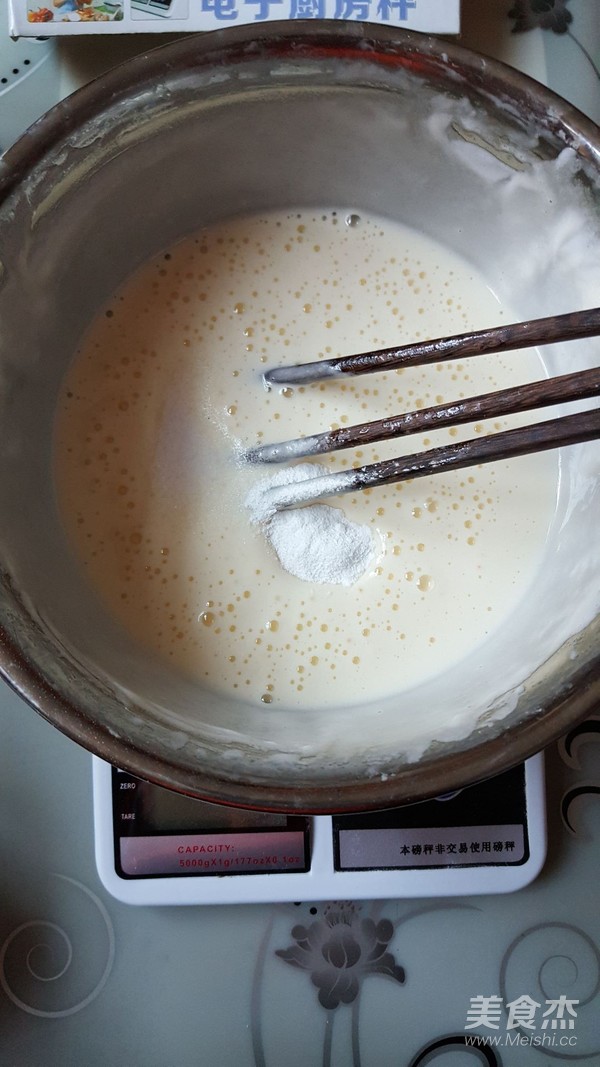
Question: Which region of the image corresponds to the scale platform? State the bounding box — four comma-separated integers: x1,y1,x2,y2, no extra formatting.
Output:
93,753,546,905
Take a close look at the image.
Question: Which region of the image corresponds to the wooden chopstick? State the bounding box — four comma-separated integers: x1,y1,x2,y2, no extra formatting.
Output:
248,367,600,464
263,307,600,386
255,409,600,514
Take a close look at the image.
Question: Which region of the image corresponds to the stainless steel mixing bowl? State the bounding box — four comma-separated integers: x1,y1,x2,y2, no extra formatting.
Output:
0,23,599,811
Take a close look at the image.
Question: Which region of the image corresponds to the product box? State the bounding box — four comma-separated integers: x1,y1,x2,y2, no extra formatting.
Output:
9,0,459,36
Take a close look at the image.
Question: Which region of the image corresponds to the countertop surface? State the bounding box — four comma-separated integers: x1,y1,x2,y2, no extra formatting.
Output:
1,2,599,1065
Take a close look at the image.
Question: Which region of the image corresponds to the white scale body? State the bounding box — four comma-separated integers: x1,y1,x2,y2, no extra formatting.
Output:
93,753,546,906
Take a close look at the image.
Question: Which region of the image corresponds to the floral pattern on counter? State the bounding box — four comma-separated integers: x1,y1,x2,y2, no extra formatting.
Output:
508,0,600,81
254,901,481,1067
275,902,405,1010
508,0,573,34
0,875,115,1018
499,922,600,1061
559,715,600,836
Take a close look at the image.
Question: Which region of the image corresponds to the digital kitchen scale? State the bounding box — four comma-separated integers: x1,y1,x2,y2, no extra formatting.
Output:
93,753,546,905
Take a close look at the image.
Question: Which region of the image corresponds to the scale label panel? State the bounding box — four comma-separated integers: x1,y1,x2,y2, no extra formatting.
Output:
119,831,309,877
333,762,529,871
336,824,525,870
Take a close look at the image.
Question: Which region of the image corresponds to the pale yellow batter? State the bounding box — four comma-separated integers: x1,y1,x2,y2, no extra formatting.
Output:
53,209,558,708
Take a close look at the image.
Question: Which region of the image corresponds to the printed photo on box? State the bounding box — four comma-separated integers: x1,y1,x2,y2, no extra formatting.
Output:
27,0,123,21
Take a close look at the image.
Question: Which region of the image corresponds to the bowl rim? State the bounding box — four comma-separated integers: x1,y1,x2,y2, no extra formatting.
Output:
2,20,600,196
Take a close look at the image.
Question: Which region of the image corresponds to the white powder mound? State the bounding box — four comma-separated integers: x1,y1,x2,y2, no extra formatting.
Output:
267,504,374,586
245,463,374,586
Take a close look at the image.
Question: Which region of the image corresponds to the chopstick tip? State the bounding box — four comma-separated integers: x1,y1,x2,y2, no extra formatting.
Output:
262,359,340,387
